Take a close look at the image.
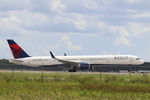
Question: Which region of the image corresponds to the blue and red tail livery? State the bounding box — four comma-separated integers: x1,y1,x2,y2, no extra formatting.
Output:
7,39,30,59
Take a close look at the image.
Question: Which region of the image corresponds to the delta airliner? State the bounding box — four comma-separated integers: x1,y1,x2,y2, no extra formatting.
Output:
7,39,144,72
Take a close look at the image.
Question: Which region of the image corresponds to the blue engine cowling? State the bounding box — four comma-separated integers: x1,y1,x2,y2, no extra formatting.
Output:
79,63,90,70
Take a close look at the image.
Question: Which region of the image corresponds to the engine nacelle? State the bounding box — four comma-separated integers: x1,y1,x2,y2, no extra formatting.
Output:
79,63,90,70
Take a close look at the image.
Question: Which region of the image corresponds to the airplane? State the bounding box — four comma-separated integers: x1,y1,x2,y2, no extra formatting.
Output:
7,39,144,72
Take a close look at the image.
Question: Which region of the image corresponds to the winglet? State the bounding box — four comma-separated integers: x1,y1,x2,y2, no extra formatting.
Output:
50,51,55,58
64,53,67,56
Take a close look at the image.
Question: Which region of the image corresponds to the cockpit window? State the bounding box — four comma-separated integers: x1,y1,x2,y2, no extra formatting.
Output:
136,58,141,60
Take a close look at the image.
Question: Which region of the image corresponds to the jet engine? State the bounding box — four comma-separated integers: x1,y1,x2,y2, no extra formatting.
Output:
79,63,91,70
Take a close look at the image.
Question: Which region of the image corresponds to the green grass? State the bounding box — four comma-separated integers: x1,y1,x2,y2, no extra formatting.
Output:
0,72,150,100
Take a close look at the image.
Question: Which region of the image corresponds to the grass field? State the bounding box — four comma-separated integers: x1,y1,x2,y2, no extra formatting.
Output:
0,71,150,100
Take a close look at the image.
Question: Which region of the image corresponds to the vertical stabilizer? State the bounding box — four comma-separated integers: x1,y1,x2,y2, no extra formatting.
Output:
7,39,30,59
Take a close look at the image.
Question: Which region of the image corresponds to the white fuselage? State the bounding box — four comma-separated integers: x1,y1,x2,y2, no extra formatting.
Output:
9,55,144,67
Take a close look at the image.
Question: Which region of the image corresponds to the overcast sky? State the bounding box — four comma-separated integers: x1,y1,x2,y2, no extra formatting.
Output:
0,0,150,61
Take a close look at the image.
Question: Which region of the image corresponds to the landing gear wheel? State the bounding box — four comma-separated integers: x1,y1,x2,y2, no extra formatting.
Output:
68,67,77,72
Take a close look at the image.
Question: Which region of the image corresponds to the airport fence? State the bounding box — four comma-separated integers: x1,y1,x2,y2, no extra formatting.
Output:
0,69,150,84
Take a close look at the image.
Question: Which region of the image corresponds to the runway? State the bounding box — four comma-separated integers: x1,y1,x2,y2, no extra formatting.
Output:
0,70,147,75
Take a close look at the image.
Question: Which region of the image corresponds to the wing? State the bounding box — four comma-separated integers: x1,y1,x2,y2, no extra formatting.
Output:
50,51,80,67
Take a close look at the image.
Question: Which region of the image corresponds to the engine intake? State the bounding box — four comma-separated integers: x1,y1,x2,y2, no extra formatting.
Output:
79,63,90,70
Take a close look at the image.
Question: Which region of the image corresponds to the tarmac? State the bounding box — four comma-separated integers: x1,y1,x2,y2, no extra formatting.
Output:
0,70,147,74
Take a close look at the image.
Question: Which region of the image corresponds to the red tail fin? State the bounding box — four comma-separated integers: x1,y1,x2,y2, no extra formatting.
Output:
7,39,30,58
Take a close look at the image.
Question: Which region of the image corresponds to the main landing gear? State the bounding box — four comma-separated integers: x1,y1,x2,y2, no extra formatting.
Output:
68,67,77,72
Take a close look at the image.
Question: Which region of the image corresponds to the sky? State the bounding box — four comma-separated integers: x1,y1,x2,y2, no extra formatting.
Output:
0,0,150,61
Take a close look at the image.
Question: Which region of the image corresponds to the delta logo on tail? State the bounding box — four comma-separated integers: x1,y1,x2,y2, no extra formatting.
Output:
7,40,30,59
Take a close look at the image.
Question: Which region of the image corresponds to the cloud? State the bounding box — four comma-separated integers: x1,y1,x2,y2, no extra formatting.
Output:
98,21,133,47
130,12,150,18
125,0,141,4
0,40,5,45
73,15,87,30
61,35,69,41
115,37,132,47
0,13,22,35
50,0,66,13
0,0,31,11
0,39,7,48
128,23,150,37
61,35,82,51
16,11,49,32
83,0,99,10
109,26,130,37
0,10,51,35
